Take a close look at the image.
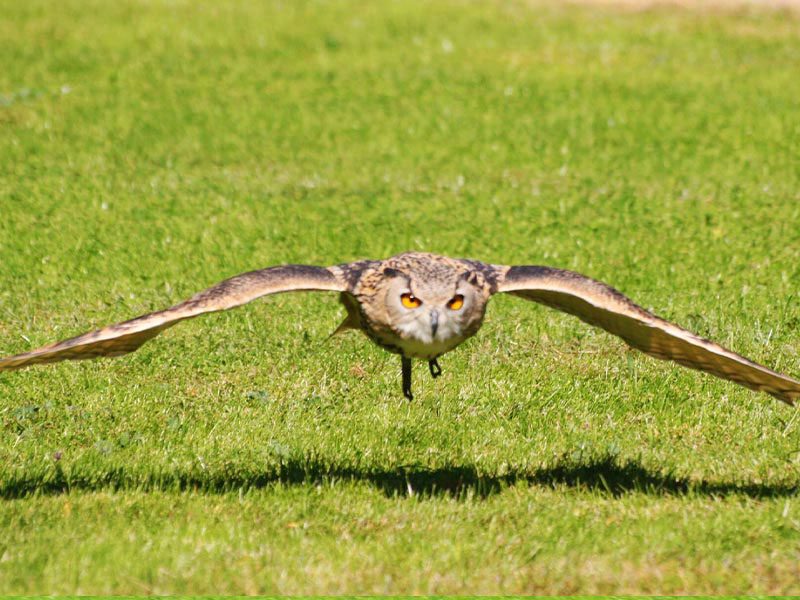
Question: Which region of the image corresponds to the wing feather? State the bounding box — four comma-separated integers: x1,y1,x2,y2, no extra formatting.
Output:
0,264,347,371
497,265,800,405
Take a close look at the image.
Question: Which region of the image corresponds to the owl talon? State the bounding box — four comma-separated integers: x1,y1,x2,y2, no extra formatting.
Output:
428,358,442,378
402,356,413,401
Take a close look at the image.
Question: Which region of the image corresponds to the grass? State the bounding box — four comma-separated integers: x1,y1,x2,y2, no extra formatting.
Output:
2,0,800,594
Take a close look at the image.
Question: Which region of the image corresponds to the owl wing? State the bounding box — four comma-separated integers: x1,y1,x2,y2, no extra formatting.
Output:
0,264,351,371
494,264,800,405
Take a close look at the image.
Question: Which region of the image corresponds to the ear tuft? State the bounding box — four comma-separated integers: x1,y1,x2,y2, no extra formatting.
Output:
460,271,481,286
383,267,402,278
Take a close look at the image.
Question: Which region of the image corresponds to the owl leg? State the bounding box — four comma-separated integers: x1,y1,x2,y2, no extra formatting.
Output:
402,356,413,401
428,358,442,378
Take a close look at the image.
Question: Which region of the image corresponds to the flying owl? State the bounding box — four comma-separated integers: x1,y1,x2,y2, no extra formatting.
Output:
1,252,798,405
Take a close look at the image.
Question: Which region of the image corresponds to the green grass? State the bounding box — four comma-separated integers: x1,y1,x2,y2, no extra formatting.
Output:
2,0,800,594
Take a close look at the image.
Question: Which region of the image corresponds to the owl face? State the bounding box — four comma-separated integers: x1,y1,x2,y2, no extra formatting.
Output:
382,270,487,359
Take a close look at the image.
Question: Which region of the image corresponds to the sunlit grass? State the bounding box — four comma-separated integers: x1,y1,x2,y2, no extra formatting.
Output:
1,0,800,594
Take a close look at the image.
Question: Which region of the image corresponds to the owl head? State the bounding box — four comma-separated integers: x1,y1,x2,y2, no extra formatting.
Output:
381,266,489,357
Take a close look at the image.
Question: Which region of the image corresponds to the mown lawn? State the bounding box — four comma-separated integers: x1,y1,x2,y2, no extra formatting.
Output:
1,0,800,594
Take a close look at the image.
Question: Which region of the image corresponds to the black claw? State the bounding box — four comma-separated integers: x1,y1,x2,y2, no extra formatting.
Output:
428,358,442,379
402,356,413,401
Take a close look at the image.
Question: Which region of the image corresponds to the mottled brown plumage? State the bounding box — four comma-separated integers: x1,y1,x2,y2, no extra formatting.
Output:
1,252,799,405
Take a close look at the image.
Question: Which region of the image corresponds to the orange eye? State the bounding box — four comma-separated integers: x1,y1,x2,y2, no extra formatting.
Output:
400,293,422,309
447,294,464,310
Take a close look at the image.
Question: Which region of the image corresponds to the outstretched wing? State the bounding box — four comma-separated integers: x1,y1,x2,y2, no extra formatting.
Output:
0,264,349,371
495,265,800,405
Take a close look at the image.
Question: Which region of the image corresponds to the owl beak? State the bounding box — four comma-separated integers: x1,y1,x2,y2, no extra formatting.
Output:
430,309,439,337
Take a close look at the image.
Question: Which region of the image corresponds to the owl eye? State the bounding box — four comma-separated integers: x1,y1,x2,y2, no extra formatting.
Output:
400,293,422,309
447,294,464,310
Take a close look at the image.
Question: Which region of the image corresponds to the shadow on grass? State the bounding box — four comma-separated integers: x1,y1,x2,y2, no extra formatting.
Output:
2,454,798,500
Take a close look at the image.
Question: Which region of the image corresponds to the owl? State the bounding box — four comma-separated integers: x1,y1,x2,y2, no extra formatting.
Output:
1,252,798,405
